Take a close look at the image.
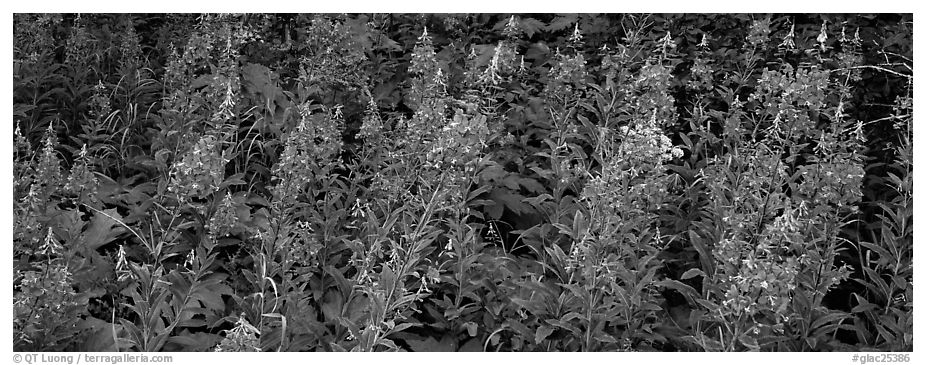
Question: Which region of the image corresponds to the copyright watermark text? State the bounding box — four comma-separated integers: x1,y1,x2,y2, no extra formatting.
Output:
13,353,173,365
850,353,911,364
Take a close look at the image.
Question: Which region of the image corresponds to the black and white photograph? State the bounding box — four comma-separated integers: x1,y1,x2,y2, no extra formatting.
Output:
9,9,915,357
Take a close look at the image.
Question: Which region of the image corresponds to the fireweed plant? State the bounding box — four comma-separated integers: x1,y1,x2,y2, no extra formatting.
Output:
12,14,912,352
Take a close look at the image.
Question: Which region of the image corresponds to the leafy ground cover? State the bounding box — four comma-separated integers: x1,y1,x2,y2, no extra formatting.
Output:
12,13,912,352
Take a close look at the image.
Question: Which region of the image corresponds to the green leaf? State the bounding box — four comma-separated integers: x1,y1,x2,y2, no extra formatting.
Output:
489,188,534,216
546,14,579,32
390,322,417,334
241,63,278,100
510,297,546,315
739,333,760,351
458,338,483,352
380,264,396,293
462,321,478,337
51,208,85,245
657,279,700,305
546,317,581,336
680,268,705,280
194,281,232,312
405,336,455,352
76,317,119,351
506,319,533,338
572,210,587,235
486,200,504,221
534,325,554,344
687,230,715,274
320,289,345,322
851,294,879,314
78,208,127,250
859,240,894,266
167,332,221,351
522,193,553,208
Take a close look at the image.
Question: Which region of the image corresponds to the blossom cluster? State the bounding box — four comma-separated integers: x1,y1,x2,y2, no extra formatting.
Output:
427,111,490,172
357,97,386,148
64,15,93,71
704,143,789,240
686,35,714,91
573,115,681,272
270,104,344,204
545,48,587,103
214,315,261,352
796,153,865,210
384,27,487,203
162,15,255,138
458,17,524,146
618,116,683,173
207,191,241,237
116,15,143,71
13,126,65,257
404,28,450,150
715,237,801,319
13,124,33,195
631,63,677,127
746,17,773,48
168,133,228,202
209,22,247,126
714,219,802,321
33,125,64,201
286,220,324,271
478,16,522,87
63,144,99,201
14,229,85,350
13,14,60,62
701,142,796,320
568,35,685,275
750,65,830,139
298,15,368,89
88,81,111,121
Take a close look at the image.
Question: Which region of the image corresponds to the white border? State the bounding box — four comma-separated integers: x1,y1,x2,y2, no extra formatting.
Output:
3,5,921,364
4,1,922,14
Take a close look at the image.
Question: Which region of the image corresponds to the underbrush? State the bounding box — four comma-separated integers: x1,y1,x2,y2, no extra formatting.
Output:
12,13,912,352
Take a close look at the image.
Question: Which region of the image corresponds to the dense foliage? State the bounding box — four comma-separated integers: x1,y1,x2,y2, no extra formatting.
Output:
12,13,912,352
